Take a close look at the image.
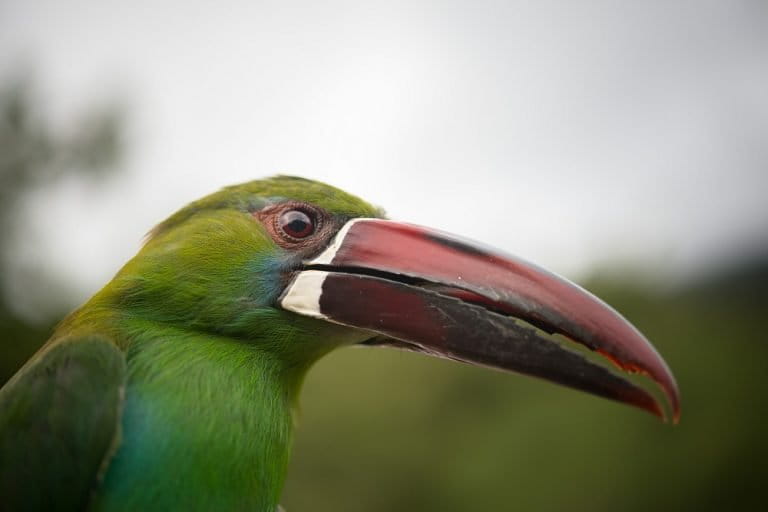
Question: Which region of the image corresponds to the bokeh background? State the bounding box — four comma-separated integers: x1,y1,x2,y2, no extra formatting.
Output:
2,1,767,510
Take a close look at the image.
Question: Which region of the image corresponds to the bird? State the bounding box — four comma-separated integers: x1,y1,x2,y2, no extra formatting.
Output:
0,176,679,511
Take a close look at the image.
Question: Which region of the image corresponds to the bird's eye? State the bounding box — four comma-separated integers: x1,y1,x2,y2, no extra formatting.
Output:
278,209,315,240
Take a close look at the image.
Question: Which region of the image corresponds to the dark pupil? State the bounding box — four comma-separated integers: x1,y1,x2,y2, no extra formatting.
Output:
280,210,314,238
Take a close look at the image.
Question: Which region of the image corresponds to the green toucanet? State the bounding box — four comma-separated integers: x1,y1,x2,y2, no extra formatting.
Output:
0,176,679,511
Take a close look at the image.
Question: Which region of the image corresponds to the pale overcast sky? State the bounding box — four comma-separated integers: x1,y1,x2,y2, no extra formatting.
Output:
1,1,767,317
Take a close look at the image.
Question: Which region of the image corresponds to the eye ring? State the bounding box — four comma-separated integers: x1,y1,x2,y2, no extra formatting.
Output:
276,208,317,241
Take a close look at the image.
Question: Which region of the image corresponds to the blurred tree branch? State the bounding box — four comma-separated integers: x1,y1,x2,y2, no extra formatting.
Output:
0,75,122,232
0,72,125,384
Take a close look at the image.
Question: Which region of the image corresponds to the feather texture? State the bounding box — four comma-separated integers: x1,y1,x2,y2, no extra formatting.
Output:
0,176,381,511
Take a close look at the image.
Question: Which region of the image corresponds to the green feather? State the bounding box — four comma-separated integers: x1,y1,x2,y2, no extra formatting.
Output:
0,335,125,511
0,176,381,511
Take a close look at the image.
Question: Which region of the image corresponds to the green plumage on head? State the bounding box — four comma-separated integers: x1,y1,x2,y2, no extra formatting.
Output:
1,176,381,511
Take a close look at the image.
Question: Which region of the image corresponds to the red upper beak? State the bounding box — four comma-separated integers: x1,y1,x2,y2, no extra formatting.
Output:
279,219,680,422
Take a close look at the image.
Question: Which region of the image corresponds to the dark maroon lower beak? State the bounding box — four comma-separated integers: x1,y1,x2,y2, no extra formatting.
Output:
279,219,680,422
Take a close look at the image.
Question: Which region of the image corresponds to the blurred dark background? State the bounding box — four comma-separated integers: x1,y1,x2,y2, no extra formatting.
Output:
2,1,768,510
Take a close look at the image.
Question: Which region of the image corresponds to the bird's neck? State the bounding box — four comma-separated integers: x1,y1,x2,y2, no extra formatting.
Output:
91,319,305,511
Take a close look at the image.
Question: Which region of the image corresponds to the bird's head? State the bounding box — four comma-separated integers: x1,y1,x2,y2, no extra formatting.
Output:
103,176,679,421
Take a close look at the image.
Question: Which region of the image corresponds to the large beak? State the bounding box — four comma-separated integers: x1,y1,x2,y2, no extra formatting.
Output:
279,219,680,422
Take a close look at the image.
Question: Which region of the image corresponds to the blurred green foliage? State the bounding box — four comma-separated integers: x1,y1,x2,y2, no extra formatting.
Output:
1,74,766,511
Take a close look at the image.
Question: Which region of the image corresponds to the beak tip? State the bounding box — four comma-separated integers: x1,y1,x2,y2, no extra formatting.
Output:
656,361,681,424
635,386,678,424
650,372,680,424
667,384,682,425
